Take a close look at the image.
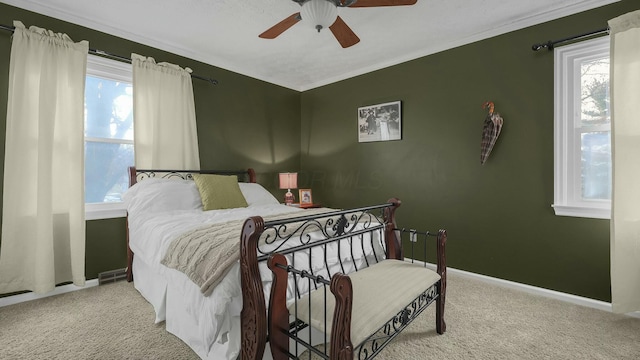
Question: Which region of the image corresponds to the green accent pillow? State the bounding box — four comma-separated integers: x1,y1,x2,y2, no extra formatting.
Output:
192,174,248,211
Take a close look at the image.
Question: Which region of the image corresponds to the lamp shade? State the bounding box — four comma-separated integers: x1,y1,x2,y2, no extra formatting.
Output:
279,172,298,190
301,0,338,32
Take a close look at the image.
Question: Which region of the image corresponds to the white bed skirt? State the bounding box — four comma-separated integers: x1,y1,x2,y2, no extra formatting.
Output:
133,256,247,359
132,257,167,323
133,255,326,360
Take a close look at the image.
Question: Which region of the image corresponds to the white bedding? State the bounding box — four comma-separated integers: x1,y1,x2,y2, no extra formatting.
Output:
130,205,305,358
125,177,385,360
125,177,313,359
128,203,304,273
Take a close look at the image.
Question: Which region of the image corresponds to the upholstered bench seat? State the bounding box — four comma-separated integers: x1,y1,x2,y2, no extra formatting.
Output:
289,259,441,348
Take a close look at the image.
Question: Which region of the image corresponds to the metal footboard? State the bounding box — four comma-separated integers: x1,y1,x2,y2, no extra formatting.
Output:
239,199,403,360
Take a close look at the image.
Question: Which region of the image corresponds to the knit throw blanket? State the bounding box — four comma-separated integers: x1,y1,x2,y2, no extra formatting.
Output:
161,208,336,296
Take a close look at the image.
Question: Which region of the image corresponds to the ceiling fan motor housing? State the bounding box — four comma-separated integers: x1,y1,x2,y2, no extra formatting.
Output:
301,0,339,32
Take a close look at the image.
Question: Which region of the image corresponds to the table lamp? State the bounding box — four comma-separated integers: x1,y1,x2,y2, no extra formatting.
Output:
279,172,298,205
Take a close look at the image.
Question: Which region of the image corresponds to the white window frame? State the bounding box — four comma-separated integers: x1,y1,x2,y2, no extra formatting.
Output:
84,55,133,220
553,36,610,219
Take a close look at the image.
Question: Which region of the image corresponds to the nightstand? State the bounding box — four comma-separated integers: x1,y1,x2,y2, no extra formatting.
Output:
299,203,321,209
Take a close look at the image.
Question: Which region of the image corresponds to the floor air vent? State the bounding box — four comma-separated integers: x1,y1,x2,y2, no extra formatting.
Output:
98,268,127,285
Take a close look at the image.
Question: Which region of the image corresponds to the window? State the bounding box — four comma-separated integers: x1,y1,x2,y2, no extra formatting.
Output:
84,55,134,220
554,37,610,219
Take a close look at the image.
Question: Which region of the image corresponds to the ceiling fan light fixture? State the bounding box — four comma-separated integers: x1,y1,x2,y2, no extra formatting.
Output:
301,0,338,33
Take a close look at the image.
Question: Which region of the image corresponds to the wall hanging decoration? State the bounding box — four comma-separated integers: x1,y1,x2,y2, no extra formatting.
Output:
480,101,504,164
358,100,402,143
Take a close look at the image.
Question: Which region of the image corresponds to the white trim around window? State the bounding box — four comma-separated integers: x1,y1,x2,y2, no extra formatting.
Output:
553,36,611,220
85,202,127,220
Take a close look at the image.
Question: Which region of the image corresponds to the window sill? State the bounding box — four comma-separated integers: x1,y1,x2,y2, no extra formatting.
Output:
552,204,610,220
85,202,127,220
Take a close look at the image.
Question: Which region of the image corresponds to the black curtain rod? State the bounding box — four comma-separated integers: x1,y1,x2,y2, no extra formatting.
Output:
0,23,218,85
532,27,609,51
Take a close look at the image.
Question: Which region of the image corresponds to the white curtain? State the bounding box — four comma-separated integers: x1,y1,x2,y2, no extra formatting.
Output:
609,10,640,314
0,21,88,294
132,53,200,170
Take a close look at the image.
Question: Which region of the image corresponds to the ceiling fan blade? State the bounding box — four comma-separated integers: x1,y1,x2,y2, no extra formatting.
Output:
329,16,360,48
347,0,417,7
259,13,301,39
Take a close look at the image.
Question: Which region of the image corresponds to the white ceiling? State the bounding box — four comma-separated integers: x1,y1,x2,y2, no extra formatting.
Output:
1,0,619,91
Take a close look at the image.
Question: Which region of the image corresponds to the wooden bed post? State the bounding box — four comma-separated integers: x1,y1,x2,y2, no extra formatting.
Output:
436,229,447,334
247,168,257,183
330,273,354,360
126,166,137,282
383,198,403,260
128,166,137,187
240,216,267,360
125,216,134,282
267,254,290,360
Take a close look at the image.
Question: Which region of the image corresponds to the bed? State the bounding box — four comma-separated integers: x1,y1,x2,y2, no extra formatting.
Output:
123,167,431,360
125,167,297,359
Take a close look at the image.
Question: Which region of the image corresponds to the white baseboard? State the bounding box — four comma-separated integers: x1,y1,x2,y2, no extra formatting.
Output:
0,279,99,308
410,259,640,319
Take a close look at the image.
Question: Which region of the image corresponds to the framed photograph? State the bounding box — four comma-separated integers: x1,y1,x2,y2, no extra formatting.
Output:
299,189,312,205
358,100,402,143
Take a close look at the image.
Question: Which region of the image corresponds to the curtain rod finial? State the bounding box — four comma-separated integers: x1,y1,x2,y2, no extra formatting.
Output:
531,41,553,51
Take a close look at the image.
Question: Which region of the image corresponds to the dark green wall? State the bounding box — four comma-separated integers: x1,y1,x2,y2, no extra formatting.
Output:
300,1,639,302
1,1,636,301
0,3,301,283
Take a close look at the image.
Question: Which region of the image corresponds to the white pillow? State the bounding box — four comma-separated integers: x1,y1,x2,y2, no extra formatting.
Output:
123,178,203,215
238,182,280,206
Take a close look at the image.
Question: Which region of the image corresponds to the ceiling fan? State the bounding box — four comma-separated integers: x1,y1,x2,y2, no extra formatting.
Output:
259,0,418,48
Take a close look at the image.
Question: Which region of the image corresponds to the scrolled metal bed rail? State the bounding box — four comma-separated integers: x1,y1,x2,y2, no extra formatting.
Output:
256,202,397,261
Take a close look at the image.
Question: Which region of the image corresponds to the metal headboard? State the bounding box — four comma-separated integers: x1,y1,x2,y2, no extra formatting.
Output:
127,166,257,187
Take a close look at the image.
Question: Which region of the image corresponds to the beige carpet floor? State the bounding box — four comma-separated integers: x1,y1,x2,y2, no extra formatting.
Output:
1,273,639,359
